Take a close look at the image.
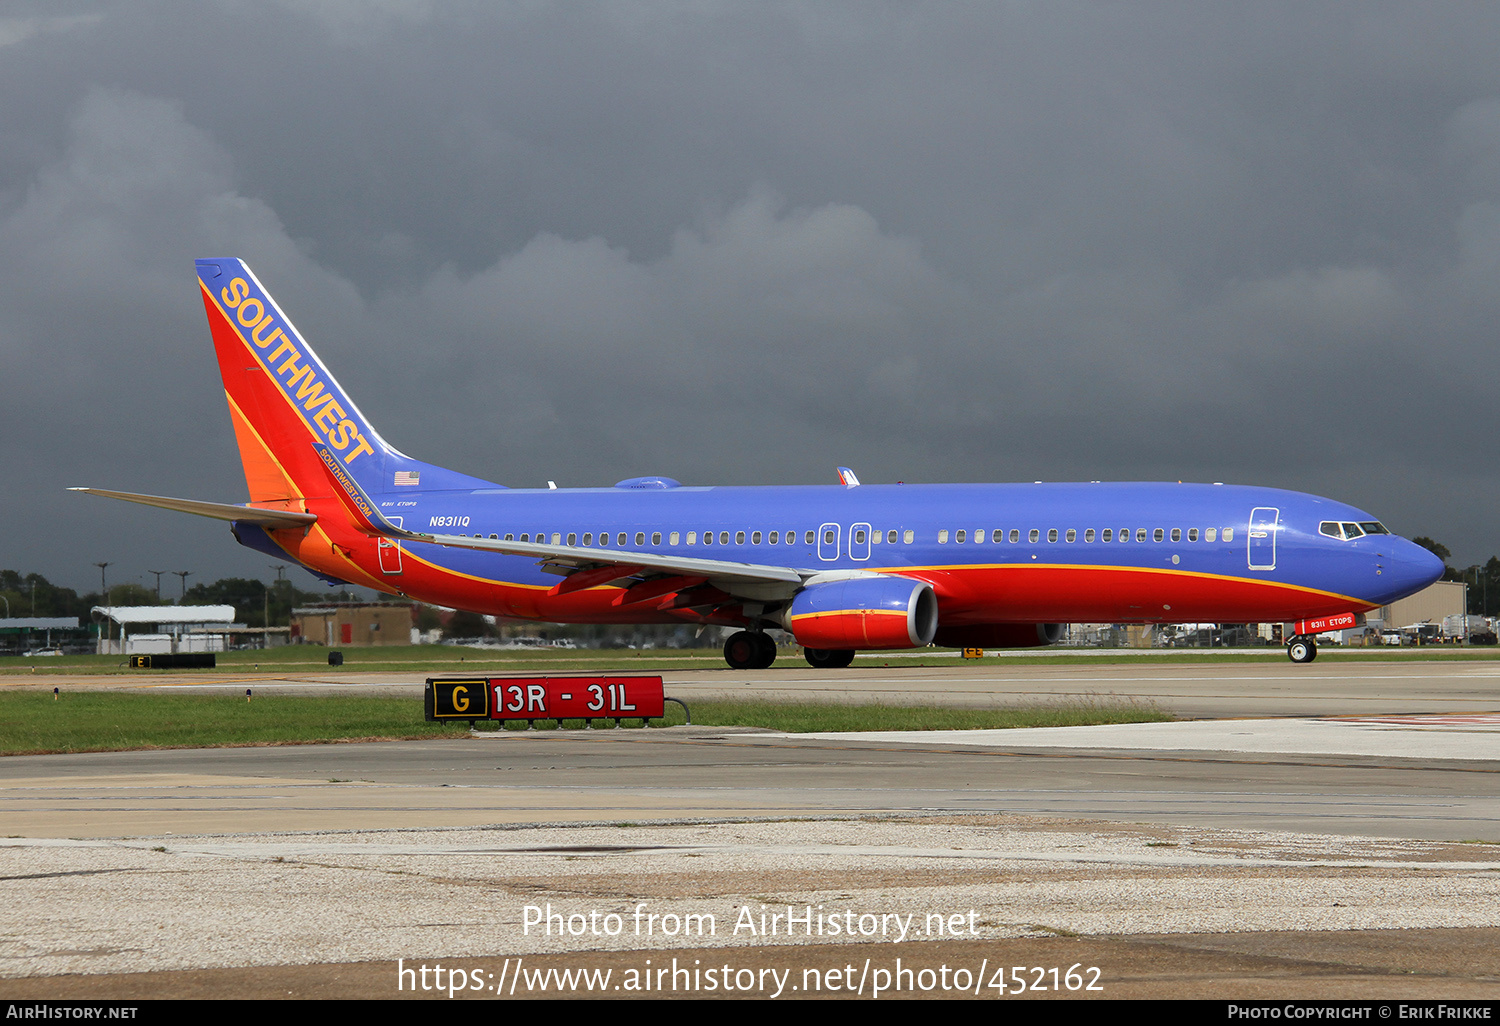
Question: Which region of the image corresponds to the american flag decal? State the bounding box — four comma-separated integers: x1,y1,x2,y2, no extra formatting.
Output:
394,471,420,486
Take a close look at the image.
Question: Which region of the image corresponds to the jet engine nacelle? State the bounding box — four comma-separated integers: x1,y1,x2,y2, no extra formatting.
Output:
787,576,939,650
932,623,1064,649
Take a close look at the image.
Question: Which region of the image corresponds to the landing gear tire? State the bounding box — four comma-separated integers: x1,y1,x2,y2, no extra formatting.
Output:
724,631,776,670
750,631,776,669
724,631,758,670
1287,637,1317,664
804,647,856,669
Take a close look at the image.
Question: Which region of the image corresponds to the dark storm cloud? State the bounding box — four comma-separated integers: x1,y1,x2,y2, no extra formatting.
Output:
4,2,1500,592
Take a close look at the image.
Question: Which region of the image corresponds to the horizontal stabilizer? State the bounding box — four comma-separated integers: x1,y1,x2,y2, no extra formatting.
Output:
68,488,317,528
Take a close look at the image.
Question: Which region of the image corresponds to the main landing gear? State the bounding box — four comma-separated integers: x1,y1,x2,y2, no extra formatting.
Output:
803,647,855,669
1286,635,1318,663
723,630,777,670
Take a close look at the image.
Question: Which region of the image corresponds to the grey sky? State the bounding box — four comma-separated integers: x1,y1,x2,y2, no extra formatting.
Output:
3,2,1499,593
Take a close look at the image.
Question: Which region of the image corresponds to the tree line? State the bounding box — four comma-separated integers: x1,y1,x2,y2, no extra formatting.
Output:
0,570,357,629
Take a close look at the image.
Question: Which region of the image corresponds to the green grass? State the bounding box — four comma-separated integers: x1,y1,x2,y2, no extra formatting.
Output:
0,691,1168,755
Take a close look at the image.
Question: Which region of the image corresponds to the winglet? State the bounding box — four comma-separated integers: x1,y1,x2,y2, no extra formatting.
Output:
837,467,861,488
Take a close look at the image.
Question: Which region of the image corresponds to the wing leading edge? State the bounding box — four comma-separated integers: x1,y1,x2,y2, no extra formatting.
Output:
68,487,318,528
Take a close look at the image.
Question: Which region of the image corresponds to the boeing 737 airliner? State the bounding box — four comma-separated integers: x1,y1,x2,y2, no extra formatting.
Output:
73,259,1444,668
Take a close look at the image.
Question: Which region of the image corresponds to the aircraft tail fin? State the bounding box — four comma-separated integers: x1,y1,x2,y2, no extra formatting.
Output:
195,259,497,505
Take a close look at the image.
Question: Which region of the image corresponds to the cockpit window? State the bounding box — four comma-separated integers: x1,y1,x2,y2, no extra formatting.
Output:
1321,520,1386,540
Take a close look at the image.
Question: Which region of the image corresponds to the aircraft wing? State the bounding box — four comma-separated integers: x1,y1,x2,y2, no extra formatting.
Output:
68,487,318,528
310,442,810,589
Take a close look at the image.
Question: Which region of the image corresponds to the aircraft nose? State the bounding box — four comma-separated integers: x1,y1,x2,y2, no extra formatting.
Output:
1387,538,1446,597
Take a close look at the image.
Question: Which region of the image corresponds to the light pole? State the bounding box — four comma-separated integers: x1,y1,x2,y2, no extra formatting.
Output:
95,562,112,651
174,571,192,601
149,570,165,603
265,565,287,648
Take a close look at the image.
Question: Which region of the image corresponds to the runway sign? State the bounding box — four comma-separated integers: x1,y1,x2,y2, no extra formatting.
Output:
425,675,665,724
128,653,217,669
425,677,491,720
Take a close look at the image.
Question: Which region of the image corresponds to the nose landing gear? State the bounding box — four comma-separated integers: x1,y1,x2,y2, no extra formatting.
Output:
1286,636,1317,663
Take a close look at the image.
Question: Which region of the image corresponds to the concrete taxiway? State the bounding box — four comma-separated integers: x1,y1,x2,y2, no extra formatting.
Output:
3,657,1499,997
34,654,1500,719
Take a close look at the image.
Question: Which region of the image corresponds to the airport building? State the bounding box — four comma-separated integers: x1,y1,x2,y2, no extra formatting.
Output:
290,603,414,647
1371,580,1465,628
0,617,88,656
91,605,239,656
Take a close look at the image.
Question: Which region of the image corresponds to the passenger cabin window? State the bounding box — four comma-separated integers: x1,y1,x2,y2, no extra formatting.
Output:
1009,529,1020,543
770,531,779,544
551,533,562,545
938,530,949,544
704,532,713,546
1029,529,1040,543
992,529,1004,543
736,531,746,544
1188,529,1198,542
1085,529,1095,542
520,534,529,542
1206,528,1217,542
903,529,915,544
1102,529,1112,542
582,533,592,545
1066,529,1076,543
1223,528,1234,542
1153,529,1164,542
1170,528,1181,542
854,529,866,544
504,533,514,541
687,532,697,545
617,532,627,546
652,532,662,545
670,532,680,545
1047,529,1058,543
1136,529,1147,542
567,532,577,545
635,532,645,546
720,532,730,545
805,531,815,544
956,530,966,543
